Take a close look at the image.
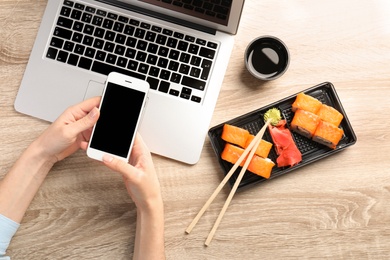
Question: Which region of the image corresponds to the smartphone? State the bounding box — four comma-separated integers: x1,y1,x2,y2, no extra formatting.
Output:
87,72,149,161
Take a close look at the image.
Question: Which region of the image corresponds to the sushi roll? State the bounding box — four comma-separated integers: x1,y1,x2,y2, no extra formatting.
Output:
313,120,344,149
247,156,275,179
221,143,245,166
244,135,273,158
316,104,344,127
221,143,275,178
292,93,322,114
291,109,321,139
221,124,249,148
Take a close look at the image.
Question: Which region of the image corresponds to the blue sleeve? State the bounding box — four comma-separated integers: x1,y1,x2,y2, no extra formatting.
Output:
0,214,20,260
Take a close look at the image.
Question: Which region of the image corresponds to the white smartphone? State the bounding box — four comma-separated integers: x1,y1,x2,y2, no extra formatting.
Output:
87,72,149,162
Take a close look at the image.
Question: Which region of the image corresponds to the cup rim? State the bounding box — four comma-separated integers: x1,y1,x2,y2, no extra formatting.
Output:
244,35,290,81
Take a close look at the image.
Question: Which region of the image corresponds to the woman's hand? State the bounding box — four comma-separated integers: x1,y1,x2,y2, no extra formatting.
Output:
33,97,101,164
102,133,163,211
102,134,165,259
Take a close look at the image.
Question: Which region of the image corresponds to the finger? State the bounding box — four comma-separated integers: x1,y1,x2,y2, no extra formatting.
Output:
103,155,136,180
79,96,102,111
130,134,151,160
68,107,100,137
69,96,102,120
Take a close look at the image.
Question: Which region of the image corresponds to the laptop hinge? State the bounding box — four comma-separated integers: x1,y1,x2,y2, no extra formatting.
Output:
96,0,218,35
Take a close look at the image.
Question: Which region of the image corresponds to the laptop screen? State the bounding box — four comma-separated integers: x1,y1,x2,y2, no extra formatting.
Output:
139,0,232,26
117,0,244,34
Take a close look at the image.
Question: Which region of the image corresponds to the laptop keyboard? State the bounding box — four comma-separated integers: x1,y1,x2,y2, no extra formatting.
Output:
46,0,220,103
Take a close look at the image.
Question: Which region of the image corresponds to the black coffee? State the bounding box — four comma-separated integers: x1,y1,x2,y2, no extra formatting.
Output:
246,38,289,79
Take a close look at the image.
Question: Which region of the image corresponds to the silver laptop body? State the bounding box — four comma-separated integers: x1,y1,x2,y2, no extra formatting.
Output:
14,0,244,164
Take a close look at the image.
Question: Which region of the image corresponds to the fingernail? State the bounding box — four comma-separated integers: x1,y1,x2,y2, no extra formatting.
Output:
102,154,113,163
89,107,98,119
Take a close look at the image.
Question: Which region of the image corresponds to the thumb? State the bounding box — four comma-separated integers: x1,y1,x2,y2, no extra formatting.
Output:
70,107,100,136
102,155,135,179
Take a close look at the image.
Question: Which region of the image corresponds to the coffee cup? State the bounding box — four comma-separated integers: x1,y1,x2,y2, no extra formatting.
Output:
244,36,290,80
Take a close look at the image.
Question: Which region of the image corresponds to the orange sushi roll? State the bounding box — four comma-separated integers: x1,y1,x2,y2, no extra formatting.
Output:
221,143,275,179
221,124,249,148
316,104,344,127
247,156,275,179
291,109,321,139
244,135,273,158
221,143,246,166
292,93,322,114
313,121,344,149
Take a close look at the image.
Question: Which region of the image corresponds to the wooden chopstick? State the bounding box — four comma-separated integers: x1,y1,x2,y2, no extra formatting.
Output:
185,119,272,243
204,119,271,246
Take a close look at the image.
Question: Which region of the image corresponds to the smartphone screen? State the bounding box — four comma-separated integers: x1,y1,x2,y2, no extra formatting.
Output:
89,82,146,158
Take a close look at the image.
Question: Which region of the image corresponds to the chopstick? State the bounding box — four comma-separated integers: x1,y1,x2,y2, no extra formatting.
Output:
185,119,272,245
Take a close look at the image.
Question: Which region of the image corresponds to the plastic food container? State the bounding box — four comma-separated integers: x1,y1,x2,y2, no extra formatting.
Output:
208,82,357,189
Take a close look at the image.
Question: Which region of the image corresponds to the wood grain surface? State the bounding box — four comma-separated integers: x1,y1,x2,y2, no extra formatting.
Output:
1,0,390,259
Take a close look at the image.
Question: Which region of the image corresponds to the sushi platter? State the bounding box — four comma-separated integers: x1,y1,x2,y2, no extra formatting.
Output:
208,82,357,189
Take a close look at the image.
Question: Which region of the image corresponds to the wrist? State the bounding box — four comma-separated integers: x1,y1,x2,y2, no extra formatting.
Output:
25,140,57,175
137,197,164,216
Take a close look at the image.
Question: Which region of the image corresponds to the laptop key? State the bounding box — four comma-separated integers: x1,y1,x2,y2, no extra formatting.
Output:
103,18,114,29
158,81,170,93
94,28,105,38
46,47,58,59
128,60,139,71
199,46,216,59
64,41,74,51
95,50,106,61
93,38,104,49
106,54,117,64
73,21,83,32
74,44,85,55
180,87,191,99
146,77,159,90
72,32,83,43
50,37,64,48
81,13,93,23
149,66,160,77
92,16,103,26
57,16,73,29
169,89,180,96
85,47,95,58
57,50,68,63
63,1,73,7
117,57,128,67
170,72,181,83
138,63,149,74
74,3,85,10
54,27,72,40
200,59,212,80
160,69,170,80
60,6,72,17
113,22,125,32
191,95,202,103
181,76,205,91
78,57,92,70
83,24,94,35
71,9,82,20
68,53,79,66
190,67,201,78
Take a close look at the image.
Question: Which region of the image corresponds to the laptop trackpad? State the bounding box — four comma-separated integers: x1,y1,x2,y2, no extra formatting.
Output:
84,80,104,100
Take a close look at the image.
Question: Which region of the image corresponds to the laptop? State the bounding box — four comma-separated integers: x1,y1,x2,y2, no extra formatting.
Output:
14,0,245,164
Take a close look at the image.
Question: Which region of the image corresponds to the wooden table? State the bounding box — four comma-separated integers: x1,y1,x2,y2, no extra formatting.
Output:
1,0,390,259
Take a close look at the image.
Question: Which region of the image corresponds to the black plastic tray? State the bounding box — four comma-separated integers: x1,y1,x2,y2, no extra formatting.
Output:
208,82,357,189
